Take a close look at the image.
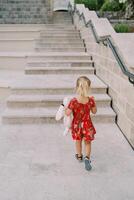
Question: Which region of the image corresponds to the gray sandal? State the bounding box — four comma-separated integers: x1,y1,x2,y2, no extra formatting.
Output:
84,156,92,171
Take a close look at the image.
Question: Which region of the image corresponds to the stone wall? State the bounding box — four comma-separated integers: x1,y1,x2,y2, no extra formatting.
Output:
72,4,134,148
97,11,124,19
0,0,52,24
110,19,134,26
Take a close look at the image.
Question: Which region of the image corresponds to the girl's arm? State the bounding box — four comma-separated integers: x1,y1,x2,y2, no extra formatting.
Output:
65,108,72,116
90,97,97,114
91,105,97,114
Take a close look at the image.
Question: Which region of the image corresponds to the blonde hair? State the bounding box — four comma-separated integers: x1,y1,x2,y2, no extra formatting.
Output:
76,76,91,97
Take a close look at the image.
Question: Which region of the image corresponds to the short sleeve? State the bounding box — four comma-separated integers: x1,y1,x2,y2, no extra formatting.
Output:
89,97,96,108
68,98,75,111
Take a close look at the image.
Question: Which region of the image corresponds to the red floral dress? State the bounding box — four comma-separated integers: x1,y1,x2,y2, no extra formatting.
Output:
68,97,96,141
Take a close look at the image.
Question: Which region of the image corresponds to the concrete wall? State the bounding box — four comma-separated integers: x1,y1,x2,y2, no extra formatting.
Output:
53,0,70,11
72,4,134,148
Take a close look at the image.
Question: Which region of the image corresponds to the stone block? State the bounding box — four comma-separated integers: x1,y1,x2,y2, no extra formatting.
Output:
126,103,134,122
109,87,118,106
116,95,127,114
117,111,131,140
130,125,134,148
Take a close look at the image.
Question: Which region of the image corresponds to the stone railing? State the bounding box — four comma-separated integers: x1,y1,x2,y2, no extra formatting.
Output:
68,2,134,148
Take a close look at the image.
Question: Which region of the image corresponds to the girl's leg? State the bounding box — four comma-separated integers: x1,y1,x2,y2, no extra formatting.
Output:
75,140,82,157
84,140,92,171
84,140,91,159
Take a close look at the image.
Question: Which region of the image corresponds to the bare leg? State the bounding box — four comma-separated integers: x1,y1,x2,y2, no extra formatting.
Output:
84,141,91,159
75,140,82,156
84,141,92,171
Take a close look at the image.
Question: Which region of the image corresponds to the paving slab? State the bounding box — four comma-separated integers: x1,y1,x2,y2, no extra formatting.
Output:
0,122,133,200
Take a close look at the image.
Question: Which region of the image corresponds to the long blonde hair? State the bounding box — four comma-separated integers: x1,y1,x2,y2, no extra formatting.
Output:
76,76,91,97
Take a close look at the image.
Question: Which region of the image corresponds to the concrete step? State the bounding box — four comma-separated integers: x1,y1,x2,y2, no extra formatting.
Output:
39,25,75,29
35,47,85,52
27,53,92,62
27,60,94,67
36,38,83,42
25,66,94,75
10,74,107,95
53,20,72,24
6,94,111,108
40,30,79,34
2,107,116,124
40,32,80,37
39,28,76,31
35,42,84,48
40,35,81,39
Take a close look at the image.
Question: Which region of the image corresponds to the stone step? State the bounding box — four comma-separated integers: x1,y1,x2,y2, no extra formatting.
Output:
27,53,92,62
40,35,81,39
6,94,111,108
11,86,106,95
39,27,76,31
40,30,79,34
35,47,85,52
38,24,75,29
25,66,94,75
35,43,84,48
0,24,75,29
27,60,93,67
10,74,107,95
2,107,116,124
53,20,72,24
37,38,83,42
40,32,80,37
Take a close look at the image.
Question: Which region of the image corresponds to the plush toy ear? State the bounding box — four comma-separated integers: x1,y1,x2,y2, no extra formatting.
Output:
63,96,72,106
55,105,64,121
63,97,69,106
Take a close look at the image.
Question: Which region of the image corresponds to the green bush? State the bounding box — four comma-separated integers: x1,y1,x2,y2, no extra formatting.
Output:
75,0,98,10
97,0,105,9
114,23,131,33
100,0,121,11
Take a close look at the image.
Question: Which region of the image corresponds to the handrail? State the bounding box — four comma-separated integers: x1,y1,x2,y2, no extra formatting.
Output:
68,2,134,85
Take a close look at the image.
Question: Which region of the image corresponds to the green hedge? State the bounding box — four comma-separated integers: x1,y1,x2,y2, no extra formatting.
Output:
75,0,126,11
100,0,121,11
97,0,105,9
114,23,131,33
75,0,98,10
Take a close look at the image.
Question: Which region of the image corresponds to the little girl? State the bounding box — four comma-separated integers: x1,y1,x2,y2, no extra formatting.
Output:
65,76,97,171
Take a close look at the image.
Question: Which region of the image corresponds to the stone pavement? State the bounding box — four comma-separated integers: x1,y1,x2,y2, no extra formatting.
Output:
0,10,134,200
0,122,134,200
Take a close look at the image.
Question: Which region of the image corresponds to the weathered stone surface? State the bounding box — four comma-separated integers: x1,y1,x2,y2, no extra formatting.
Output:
0,0,52,24
53,0,70,11
0,123,134,200
73,4,134,147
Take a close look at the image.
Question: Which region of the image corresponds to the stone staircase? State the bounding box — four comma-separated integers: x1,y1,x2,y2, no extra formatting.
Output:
0,0,51,24
2,12,116,124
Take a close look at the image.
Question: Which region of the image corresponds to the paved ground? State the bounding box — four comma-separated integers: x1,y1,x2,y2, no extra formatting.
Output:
0,120,134,200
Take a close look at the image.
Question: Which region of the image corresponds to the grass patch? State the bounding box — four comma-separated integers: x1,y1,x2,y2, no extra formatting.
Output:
114,23,132,33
